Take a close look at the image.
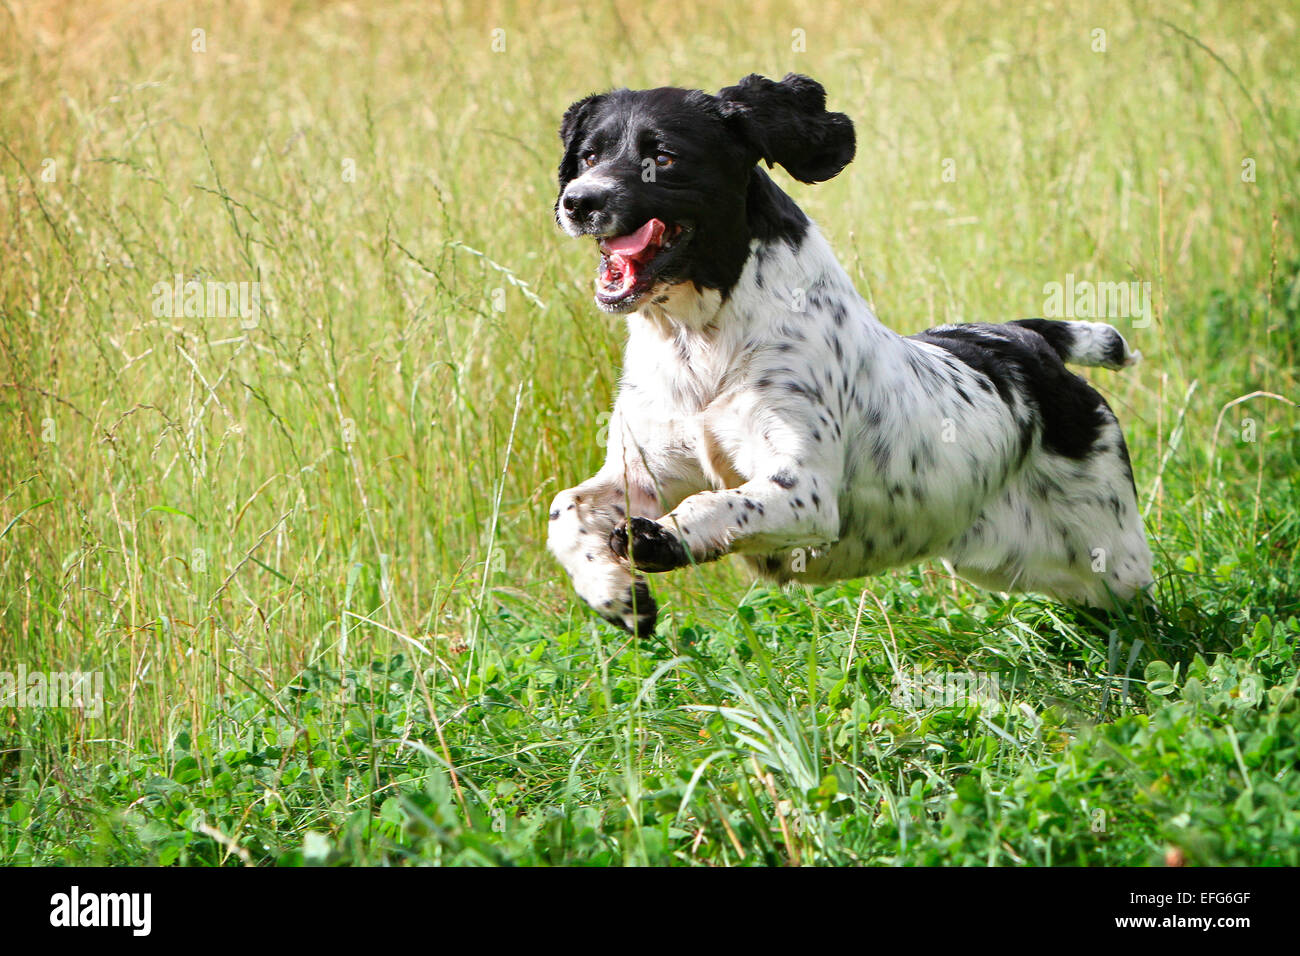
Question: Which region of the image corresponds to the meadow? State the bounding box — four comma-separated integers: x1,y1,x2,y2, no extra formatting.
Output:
0,0,1296,865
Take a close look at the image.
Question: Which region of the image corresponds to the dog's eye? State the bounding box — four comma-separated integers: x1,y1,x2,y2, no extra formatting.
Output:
583,151,598,168
654,153,675,168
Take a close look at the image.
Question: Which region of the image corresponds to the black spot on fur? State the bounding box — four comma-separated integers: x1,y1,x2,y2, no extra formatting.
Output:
1007,318,1075,360
911,323,1109,460
771,469,798,489
1104,333,1128,366
1114,433,1137,492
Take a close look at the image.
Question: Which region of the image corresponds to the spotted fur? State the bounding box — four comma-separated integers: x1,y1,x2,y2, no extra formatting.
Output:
547,74,1153,634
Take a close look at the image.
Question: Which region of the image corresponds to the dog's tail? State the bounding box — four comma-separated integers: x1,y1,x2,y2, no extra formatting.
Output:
1010,318,1141,370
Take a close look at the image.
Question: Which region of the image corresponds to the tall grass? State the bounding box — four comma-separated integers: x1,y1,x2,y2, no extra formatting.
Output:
0,0,1296,865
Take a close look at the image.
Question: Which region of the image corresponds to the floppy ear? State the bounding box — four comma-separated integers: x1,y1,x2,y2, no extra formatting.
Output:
557,92,605,185
718,73,855,184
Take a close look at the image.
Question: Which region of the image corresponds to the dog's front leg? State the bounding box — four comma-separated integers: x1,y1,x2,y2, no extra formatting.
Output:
610,468,840,572
547,474,663,635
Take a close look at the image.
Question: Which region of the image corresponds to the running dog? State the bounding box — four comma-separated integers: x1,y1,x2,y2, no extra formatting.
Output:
547,73,1153,635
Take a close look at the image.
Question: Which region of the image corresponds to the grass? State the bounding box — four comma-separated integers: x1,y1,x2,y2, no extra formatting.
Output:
0,0,1297,866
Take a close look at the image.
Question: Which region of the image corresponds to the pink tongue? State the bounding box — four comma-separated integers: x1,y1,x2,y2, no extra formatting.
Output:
601,219,665,257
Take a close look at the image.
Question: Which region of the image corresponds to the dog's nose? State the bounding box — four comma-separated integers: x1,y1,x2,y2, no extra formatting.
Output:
562,182,607,222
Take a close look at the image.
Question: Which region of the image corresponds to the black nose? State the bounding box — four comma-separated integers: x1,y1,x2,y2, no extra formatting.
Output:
562,182,607,222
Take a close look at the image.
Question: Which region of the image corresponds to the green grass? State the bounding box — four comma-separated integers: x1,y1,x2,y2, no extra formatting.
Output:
1,0,1297,865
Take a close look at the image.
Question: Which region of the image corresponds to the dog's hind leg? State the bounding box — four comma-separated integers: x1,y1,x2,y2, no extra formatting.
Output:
945,451,1153,609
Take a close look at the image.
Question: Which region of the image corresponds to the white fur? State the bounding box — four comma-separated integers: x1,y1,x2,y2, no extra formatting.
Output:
548,224,1154,632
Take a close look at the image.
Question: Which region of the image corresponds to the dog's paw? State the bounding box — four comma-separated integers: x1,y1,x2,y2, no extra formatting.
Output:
609,516,691,572
598,577,659,636
569,559,660,636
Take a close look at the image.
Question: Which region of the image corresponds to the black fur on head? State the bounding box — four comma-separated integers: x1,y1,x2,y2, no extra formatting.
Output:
554,74,856,311
556,92,608,185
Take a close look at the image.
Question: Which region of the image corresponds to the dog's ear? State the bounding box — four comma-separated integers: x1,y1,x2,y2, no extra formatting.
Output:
557,93,605,185
559,93,603,145
718,73,855,184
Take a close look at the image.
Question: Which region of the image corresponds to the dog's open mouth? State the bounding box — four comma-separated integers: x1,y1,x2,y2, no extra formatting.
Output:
595,219,690,310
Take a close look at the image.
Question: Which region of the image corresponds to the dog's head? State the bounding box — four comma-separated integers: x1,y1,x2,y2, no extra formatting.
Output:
555,73,856,313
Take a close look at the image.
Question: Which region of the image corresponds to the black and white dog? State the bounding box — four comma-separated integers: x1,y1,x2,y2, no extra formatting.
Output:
547,73,1153,635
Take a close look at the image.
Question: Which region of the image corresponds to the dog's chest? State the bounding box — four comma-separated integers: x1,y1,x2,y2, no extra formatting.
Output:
621,317,755,489
693,409,748,489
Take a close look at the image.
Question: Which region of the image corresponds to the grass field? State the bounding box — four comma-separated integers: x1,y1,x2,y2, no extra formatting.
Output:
1,0,1297,866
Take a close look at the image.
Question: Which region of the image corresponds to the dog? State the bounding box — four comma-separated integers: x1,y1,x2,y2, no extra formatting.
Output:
547,73,1154,636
